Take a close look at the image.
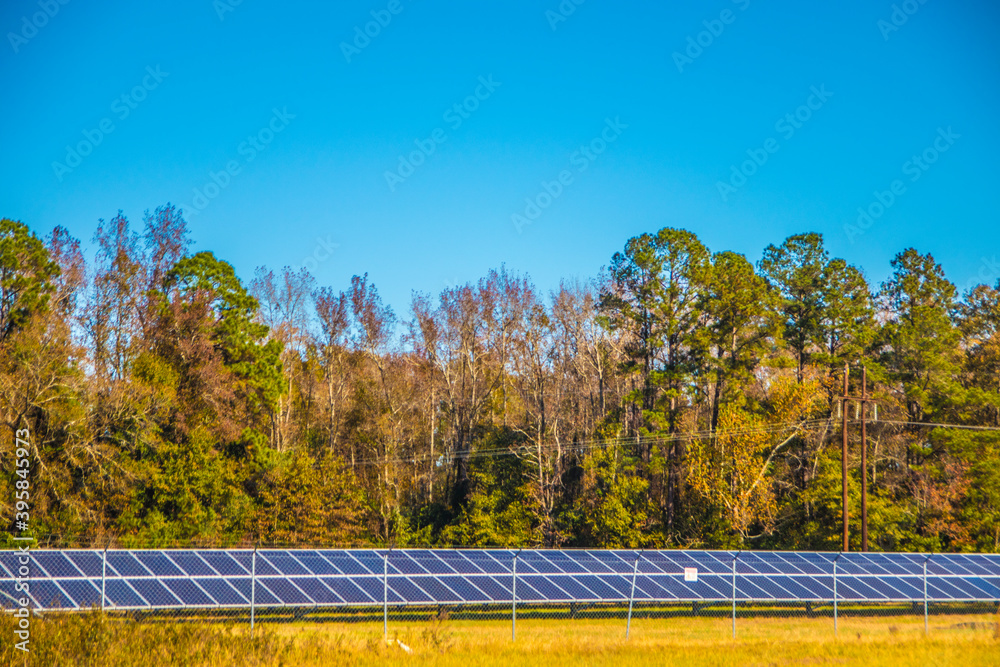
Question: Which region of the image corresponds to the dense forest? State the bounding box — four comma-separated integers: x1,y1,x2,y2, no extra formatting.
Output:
1,206,998,553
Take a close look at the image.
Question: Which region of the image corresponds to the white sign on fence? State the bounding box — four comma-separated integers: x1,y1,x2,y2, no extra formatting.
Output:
684,567,698,582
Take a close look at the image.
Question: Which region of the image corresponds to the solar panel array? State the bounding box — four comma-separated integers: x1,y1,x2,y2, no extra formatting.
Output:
1,549,998,612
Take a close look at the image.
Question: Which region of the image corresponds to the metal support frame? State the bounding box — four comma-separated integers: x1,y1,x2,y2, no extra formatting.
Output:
833,554,839,637
923,555,930,636
101,547,107,613
383,551,389,641
251,547,256,635
732,552,738,639
512,550,520,642
626,551,640,639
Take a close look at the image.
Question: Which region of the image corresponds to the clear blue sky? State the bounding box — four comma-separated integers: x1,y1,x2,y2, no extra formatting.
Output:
2,0,998,314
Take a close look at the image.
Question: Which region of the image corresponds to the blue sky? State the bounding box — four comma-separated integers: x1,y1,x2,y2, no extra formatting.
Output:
2,0,998,314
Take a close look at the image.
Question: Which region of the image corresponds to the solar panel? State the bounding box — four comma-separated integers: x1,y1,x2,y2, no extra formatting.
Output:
200,551,249,576
1,548,998,611
66,551,104,577
33,552,84,578
134,551,186,577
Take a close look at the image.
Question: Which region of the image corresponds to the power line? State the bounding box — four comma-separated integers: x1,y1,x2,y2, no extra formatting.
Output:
340,418,1000,469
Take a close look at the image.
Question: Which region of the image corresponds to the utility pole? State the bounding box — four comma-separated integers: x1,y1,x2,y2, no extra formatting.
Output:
860,365,868,552
839,364,876,553
842,364,849,552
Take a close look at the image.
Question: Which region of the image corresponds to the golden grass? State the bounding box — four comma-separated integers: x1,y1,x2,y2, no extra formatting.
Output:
2,609,997,666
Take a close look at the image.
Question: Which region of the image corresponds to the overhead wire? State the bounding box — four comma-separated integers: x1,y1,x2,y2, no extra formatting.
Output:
340,417,1000,469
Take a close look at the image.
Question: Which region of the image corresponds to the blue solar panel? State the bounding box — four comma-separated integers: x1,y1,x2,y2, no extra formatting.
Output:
965,554,1000,575
58,579,102,608
768,575,822,600
389,553,429,575
293,552,340,576
410,576,463,602
521,575,569,601
777,553,831,575
290,578,342,604
688,575,731,599
33,552,83,578
479,551,514,574
578,575,626,600
260,578,312,605
836,577,883,600
161,579,216,606
0,554,26,579
388,577,435,603
107,552,151,577
466,575,510,600
197,578,248,606
571,551,620,574
169,552,216,576
104,580,147,608
29,580,75,609
134,551,185,577
320,577,375,604
436,551,482,574
351,576,403,604
633,575,671,599
408,550,453,574
260,551,311,576
128,578,180,607
593,551,634,573
228,578,280,606
0,580,23,608
3,548,998,611
320,551,370,575
967,577,1000,597
66,551,104,577
200,551,249,576
442,576,491,602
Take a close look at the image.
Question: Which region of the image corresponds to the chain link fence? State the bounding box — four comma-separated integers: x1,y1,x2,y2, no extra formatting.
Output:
2,546,998,654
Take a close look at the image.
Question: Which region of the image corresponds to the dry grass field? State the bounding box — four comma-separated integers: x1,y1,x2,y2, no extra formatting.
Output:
2,607,998,665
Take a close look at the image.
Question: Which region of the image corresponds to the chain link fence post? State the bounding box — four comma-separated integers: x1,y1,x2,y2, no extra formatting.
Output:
732,552,738,639
923,555,930,636
512,550,519,642
101,546,107,613
626,550,639,639
250,546,256,636
833,554,839,638
383,551,388,641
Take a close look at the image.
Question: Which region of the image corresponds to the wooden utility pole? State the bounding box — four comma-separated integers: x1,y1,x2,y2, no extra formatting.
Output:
842,364,849,552
839,364,875,553
860,366,868,552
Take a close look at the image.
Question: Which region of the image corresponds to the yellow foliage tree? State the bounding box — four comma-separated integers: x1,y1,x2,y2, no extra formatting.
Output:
688,378,818,539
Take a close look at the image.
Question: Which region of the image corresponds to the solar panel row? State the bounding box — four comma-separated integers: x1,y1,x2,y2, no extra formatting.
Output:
1,550,997,612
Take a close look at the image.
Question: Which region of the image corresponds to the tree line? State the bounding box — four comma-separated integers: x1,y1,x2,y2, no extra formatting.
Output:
1,207,998,552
